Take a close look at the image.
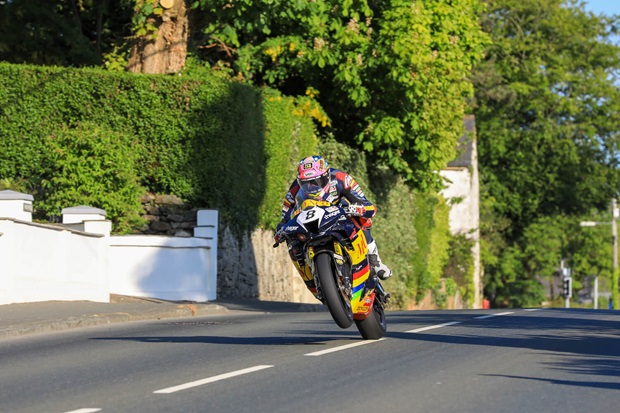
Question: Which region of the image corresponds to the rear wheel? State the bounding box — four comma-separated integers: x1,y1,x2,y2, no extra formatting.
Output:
355,299,387,339
315,253,353,329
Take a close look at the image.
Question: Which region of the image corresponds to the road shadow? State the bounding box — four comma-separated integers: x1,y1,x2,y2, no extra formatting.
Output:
481,373,620,390
384,309,620,385
92,335,339,346
214,298,326,313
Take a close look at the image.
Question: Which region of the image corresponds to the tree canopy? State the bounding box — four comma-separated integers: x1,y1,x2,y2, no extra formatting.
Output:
473,0,620,306
189,0,489,189
0,0,133,67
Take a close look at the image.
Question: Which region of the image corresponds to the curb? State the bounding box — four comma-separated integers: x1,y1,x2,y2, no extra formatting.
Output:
0,303,228,339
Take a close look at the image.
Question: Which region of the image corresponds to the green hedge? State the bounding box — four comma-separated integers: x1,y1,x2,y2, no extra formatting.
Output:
0,63,316,233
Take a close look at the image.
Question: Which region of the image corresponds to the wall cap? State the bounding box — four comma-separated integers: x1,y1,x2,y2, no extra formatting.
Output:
0,190,34,201
61,205,107,216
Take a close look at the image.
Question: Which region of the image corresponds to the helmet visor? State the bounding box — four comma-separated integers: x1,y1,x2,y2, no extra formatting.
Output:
298,174,329,189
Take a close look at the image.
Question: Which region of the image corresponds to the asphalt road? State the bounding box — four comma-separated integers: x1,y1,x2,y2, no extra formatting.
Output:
0,308,619,413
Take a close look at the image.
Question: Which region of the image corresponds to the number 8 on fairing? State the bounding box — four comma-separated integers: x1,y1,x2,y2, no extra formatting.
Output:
299,207,324,224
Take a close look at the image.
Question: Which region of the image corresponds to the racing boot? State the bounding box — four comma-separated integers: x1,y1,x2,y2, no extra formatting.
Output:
367,240,393,280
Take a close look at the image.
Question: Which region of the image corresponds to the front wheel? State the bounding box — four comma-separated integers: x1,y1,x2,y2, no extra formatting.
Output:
315,253,353,329
355,299,387,340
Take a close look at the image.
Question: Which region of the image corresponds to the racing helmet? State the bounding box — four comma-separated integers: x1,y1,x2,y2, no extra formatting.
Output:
297,155,330,189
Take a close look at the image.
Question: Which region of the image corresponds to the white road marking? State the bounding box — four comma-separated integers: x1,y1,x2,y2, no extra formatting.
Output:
62,409,101,413
304,338,385,356
153,365,274,394
524,308,540,311
405,321,461,333
475,311,515,320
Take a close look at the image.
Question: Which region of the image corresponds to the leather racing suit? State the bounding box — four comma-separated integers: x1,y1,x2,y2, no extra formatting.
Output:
277,168,380,297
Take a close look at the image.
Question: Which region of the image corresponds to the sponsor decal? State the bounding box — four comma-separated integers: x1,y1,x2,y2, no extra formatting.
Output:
352,184,365,197
304,162,313,169
326,206,339,212
285,225,299,231
345,175,353,187
323,211,340,220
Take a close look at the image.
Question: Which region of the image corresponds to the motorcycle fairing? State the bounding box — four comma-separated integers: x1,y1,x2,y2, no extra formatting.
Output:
344,230,375,316
281,184,377,319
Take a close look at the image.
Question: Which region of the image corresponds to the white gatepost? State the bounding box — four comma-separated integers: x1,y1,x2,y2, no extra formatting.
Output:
194,209,219,299
0,190,34,222
62,205,111,236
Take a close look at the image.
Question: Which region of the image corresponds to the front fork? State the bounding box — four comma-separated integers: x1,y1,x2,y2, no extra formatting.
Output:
307,246,352,304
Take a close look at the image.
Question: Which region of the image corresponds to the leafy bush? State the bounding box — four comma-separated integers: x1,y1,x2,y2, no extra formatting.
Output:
443,233,476,305
40,122,146,233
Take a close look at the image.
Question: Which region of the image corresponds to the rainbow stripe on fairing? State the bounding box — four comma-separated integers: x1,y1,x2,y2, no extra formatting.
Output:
346,232,374,315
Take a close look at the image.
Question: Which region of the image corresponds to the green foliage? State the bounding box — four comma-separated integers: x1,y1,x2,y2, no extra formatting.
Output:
0,0,134,67
258,90,317,229
474,0,620,236
0,178,29,192
189,0,489,189
474,0,620,307
395,191,453,304
443,233,476,306
41,122,146,233
409,193,435,300
428,197,451,286
0,62,316,234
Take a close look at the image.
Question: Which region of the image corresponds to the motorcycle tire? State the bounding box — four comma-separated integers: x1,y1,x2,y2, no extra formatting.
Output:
354,298,387,340
315,253,354,329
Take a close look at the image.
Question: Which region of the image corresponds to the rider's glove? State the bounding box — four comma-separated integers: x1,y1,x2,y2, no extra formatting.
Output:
273,223,285,246
344,204,366,217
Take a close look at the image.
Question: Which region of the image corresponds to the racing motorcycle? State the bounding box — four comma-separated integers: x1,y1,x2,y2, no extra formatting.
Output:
274,183,389,340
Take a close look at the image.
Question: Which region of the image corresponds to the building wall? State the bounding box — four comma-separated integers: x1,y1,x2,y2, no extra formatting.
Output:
440,140,482,309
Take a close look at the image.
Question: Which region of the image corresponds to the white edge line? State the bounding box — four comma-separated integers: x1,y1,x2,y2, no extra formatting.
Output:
154,365,274,394
62,409,102,413
524,309,540,312
475,311,515,320
305,338,385,356
405,321,461,333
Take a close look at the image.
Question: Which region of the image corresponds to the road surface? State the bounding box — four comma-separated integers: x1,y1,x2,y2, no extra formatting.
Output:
0,307,618,413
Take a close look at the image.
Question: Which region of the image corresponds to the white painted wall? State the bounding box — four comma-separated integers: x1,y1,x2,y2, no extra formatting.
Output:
0,219,109,305
441,168,478,235
108,236,216,301
0,191,219,305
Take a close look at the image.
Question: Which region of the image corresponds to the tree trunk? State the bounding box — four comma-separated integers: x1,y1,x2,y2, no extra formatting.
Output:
126,0,188,74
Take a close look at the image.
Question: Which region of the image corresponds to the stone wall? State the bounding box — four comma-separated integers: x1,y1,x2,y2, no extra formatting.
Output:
140,193,198,237
217,226,317,303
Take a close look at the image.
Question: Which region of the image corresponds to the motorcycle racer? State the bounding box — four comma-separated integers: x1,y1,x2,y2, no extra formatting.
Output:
274,155,393,295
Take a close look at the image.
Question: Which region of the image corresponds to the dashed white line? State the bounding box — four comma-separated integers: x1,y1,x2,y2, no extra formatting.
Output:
304,338,385,356
153,365,274,394
405,321,461,333
524,308,540,312
62,409,101,413
475,311,515,320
